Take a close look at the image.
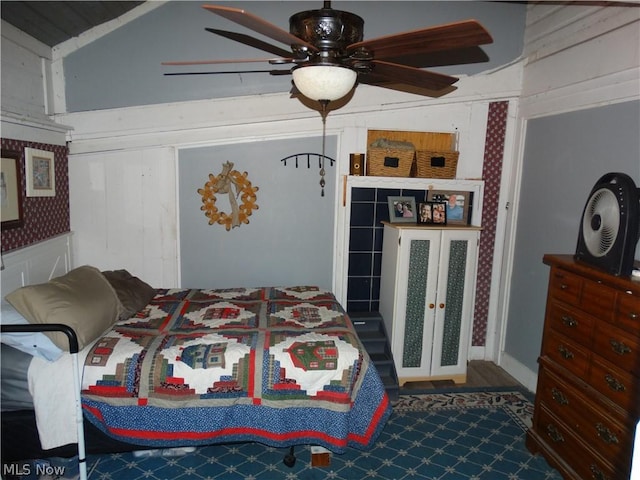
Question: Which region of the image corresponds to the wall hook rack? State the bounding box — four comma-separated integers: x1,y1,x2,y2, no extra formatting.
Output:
280,153,335,169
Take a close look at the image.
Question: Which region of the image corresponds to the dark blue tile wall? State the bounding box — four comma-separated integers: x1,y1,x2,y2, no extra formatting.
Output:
346,186,429,312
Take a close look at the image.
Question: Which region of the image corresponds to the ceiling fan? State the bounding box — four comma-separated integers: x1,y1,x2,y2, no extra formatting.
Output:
163,2,494,105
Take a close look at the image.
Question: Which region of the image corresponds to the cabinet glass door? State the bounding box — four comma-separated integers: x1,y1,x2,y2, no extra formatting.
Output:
398,230,440,376
431,230,478,378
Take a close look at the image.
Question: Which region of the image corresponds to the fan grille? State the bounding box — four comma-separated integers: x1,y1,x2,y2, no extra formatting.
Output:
582,188,620,257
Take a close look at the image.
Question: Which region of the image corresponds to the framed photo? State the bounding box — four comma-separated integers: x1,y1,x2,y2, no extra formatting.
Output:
431,202,447,225
388,196,417,223
1,150,24,229
25,147,55,197
427,190,473,225
418,201,447,225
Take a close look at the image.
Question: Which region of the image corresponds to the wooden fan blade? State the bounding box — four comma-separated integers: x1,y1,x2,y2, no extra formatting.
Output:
162,58,294,66
348,20,492,61
367,60,458,91
164,69,292,76
359,72,457,98
203,5,318,52
206,28,297,58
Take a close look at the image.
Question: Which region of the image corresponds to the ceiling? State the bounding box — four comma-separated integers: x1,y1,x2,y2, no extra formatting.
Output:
1,1,144,47
5,1,638,49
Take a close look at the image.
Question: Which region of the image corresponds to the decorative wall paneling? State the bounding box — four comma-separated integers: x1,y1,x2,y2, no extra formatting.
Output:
0,233,73,297
520,5,639,117
68,147,178,288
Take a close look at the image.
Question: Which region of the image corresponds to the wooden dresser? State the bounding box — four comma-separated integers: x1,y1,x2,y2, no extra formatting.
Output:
527,254,640,480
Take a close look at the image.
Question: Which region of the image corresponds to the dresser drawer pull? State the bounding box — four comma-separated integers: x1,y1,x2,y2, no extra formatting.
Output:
561,315,577,327
595,423,619,445
609,339,631,355
628,311,638,320
589,464,609,480
604,374,625,392
559,284,569,290
551,387,569,405
558,345,574,360
545,424,564,443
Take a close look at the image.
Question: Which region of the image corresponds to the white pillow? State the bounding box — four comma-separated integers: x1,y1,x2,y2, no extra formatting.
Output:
1,301,64,361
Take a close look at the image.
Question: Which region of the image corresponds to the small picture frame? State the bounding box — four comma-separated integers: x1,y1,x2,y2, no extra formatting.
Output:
417,201,447,225
1,150,24,229
25,147,55,197
427,190,473,225
431,202,447,225
388,196,417,223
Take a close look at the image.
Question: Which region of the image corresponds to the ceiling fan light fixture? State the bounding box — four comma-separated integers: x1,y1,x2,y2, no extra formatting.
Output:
292,65,357,102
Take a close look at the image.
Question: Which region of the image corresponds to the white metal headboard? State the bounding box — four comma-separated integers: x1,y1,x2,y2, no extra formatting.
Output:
1,233,73,299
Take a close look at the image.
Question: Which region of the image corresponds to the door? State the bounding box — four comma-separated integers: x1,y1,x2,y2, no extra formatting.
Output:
393,228,440,380
430,229,479,378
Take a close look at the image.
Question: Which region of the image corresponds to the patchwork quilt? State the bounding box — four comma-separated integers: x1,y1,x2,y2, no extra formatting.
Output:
81,287,391,452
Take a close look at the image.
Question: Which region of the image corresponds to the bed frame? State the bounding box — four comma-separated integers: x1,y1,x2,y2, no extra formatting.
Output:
1,234,84,476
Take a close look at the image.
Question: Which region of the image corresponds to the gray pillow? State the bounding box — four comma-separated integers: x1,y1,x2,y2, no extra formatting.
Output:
101,269,156,319
5,265,123,351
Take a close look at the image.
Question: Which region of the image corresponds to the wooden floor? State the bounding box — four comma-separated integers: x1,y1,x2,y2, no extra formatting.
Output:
400,360,523,391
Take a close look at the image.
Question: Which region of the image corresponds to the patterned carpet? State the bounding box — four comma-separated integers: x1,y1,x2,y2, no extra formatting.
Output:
23,389,562,480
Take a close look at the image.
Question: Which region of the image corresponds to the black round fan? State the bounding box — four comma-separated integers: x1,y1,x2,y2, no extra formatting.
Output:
575,172,640,276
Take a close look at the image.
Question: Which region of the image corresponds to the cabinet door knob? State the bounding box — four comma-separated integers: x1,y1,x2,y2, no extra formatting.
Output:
439,303,445,309
429,303,435,309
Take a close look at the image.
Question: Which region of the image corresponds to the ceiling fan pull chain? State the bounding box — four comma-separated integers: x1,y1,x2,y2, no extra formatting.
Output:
319,101,330,197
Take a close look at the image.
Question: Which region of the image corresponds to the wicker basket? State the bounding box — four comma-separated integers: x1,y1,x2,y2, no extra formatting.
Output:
414,150,459,179
366,147,415,177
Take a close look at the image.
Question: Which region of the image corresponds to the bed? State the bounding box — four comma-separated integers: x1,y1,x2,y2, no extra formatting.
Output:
1,256,391,476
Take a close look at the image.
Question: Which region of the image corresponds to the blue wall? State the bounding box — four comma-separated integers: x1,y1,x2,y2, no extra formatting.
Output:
505,100,640,373
179,135,337,289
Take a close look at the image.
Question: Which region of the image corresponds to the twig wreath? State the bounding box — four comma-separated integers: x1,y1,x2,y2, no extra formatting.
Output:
198,161,259,231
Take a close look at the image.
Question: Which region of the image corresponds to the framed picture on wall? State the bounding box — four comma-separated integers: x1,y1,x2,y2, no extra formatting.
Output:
388,196,417,223
427,190,473,225
1,150,24,229
25,147,55,197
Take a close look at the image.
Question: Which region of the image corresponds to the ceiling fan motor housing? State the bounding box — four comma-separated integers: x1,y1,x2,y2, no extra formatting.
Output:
289,8,364,62
575,172,640,276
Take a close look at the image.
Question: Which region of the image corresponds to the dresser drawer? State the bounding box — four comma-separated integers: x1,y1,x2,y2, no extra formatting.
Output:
594,321,640,376
536,405,623,480
616,290,640,334
544,330,590,378
537,367,633,468
589,356,640,416
581,279,616,322
549,268,582,306
547,301,593,347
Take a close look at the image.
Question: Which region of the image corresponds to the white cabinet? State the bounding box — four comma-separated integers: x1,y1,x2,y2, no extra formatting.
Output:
379,223,480,385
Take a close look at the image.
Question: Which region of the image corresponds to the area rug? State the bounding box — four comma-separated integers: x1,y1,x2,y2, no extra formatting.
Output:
35,389,562,480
